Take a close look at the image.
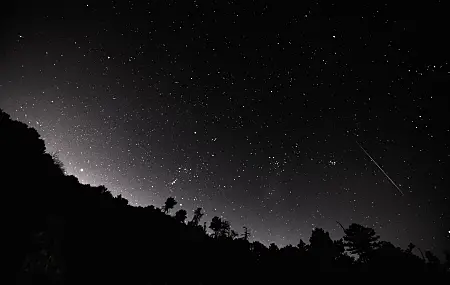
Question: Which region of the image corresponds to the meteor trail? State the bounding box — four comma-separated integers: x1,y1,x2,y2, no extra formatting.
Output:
356,141,404,196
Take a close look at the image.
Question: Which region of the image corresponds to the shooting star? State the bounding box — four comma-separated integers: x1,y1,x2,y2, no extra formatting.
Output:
356,141,404,196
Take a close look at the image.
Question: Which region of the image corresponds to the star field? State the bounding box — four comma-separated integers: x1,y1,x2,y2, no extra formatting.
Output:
1,1,449,255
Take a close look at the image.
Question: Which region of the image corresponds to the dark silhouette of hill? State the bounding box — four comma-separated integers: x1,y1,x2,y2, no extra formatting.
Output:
1,108,448,284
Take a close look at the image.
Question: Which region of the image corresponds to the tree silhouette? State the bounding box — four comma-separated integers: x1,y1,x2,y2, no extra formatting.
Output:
174,209,187,223
163,197,177,214
297,239,307,252
210,216,222,238
115,194,129,207
220,220,231,238
209,216,231,238
242,226,251,241
405,242,416,254
332,238,347,259
190,207,204,226
269,243,279,252
309,228,344,270
309,228,334,251
230,230,239,240
342,223,380,263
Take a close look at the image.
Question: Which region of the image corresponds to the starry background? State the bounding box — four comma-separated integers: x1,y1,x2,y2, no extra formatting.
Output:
1,1,449,255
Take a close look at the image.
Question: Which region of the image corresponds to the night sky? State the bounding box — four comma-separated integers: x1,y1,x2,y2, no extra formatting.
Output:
1,1,449,255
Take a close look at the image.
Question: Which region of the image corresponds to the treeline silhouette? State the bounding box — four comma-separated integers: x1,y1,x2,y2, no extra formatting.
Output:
1,108,449,284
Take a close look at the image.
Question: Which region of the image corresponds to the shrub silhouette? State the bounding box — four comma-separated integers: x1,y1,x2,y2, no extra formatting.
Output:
1,108,448,284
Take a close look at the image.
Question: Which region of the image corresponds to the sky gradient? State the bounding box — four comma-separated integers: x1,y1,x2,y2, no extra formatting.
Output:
1,0,448,255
